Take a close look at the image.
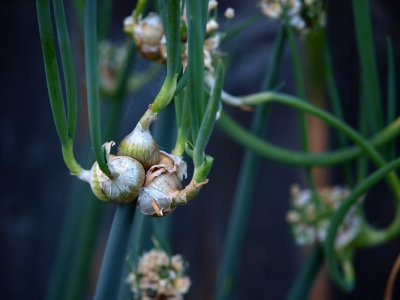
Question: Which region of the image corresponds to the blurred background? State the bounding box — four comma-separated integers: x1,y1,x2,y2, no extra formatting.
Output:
1,0,400,299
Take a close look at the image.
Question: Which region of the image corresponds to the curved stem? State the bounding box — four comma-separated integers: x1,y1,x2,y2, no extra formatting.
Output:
61,139,83,175
324,157,400,291
218,111,400,167
239,92,400,198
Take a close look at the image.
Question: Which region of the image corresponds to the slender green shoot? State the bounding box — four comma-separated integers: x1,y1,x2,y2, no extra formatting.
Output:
93,204,136,300
214,28,286,300
194,61,224,168
84,0,110,176
286,246,324,300
133,0,147,21
323,29,353,185
53,0,78,138
186,0,206,141
286,23,316,195
98,0,113,39
228,92,400,198
141,0,180,118
352,0,384,133
386,37,397,159
37,0,68,146
221,13,264,45
218,112,400,167
324,157,400,291
37,0,82,174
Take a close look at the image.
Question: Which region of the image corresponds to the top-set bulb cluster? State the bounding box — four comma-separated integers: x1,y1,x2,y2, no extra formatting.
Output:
123,0,232,73
287,185,363,250
78,120,187,217
259,0,326,33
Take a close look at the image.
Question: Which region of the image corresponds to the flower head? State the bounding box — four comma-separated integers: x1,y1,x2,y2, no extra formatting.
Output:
126,248,191,299
287,185,363,250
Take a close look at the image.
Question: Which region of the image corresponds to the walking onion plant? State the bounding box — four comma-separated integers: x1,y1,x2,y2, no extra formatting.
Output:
37,0,400,299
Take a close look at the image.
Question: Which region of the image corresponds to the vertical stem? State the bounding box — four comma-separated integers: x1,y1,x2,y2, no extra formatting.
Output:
93,204,136,300
386,37,397,160
286,25,317,193
286,246,324,300
352,0,384,133
213,28,286,300
186,0,206,141
323,29,353,185
117,213,152,300
53,0,79,138
84,0,110,176
63,101,126,300
37,0,68,145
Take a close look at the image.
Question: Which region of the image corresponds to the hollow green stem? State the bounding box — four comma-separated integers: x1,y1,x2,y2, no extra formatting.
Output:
214,28,286,300
84,0,110,176
324,157,400,291
286,246,324,300
93,204,136,300
194,61,224,168
61,139,83,175
37,0,68,146
53,0,79,138
64,87,128,300
223,92,400,199
139,0,180,127
117,213,151,300
386,37,397,160
45,145,91,300
133,0,147,21
173,91,190,156
221,13,264,45
286,22,316,197
98,0,113,40
218,111,400,167
352,0,383,133
323,28,353,185
37,0,83,175
174,70,188,96
186,0,206,141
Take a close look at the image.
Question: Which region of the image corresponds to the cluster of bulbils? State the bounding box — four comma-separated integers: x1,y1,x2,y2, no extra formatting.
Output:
123,0,233,73
77,115,187,217
287,185,363,250
259,0,326,33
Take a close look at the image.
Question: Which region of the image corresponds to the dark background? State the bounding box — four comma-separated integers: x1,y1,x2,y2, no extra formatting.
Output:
1,0,400,299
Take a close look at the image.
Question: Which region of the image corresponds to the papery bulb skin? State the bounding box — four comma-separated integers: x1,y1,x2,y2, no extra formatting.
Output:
82,141,146,203
118,123,161,170
137,151,187,217
89,164,109,201
138,172,181,217
96,155,145,203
